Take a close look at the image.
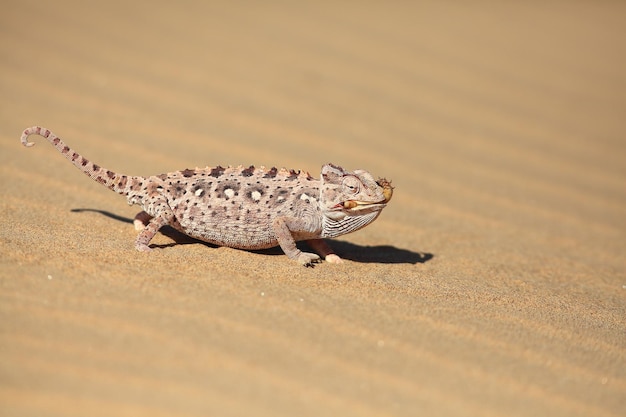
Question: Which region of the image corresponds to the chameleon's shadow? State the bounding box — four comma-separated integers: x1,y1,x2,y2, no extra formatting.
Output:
71,208,433,264
71,208,216,248
325,240,433,264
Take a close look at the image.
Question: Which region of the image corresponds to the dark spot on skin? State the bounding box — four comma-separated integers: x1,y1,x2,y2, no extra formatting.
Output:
107,170,116,179
92,164,100,171
117,176,128,189
181,168,195,177
241,165,255,177
81,158,89,166
62,146,70,153
210,166,225,178
264,167,278,178
273,189,289,205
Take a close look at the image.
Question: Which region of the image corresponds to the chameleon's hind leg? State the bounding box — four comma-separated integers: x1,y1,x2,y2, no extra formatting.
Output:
134,200,174,251
307,239,343,264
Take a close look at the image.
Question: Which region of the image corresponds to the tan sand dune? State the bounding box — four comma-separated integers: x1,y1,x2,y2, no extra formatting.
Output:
1,1,624,416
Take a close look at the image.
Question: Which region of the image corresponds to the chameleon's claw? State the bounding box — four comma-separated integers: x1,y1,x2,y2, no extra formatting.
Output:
298,252,321,267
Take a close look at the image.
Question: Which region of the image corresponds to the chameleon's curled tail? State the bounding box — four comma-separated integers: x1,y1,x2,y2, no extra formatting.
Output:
21,126,133,196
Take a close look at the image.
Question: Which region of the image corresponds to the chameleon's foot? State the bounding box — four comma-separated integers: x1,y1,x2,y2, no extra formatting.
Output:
133,211,152,231
324,254,344,264
133,219,145,231
298,252,321,267
135,243,152,252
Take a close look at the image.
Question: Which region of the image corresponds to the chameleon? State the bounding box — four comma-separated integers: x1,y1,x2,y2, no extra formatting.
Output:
20,126,393,266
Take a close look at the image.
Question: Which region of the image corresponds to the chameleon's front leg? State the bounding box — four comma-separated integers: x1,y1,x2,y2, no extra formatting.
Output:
272,217,321,266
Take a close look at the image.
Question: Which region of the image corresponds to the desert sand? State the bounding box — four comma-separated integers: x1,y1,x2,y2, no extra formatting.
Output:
1,1,624,416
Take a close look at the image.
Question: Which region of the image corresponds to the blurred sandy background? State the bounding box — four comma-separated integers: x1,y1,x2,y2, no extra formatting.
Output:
1,1,624,416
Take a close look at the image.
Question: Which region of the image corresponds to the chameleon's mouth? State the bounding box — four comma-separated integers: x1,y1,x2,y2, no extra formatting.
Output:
338,178,393,210
341,200,385,210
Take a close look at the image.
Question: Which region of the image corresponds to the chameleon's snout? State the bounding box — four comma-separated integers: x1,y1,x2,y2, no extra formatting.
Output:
377,178,393,203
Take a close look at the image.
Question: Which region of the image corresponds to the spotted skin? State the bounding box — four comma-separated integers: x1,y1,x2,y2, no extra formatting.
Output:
20,126,393,266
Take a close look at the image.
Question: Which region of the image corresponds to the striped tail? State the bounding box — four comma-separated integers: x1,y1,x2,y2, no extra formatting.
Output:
21,126,132,196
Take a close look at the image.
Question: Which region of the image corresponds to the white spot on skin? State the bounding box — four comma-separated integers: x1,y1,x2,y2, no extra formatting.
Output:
277,196,285,202
251,191,261,201
224,188,235,199
195,188,204,197
300,193,317,203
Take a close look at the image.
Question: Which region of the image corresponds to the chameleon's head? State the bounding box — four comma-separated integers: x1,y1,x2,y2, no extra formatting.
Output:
319,163,393,237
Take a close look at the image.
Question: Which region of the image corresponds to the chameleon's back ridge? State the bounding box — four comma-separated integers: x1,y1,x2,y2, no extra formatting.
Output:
21,126,393,266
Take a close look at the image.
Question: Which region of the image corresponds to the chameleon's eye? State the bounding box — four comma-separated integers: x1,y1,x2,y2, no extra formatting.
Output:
342,176,360,194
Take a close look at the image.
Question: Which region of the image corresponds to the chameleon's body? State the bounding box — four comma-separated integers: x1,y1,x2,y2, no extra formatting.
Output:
21,126,392,266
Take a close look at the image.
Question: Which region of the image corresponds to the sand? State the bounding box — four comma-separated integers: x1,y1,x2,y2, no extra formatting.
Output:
1,1,624,416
